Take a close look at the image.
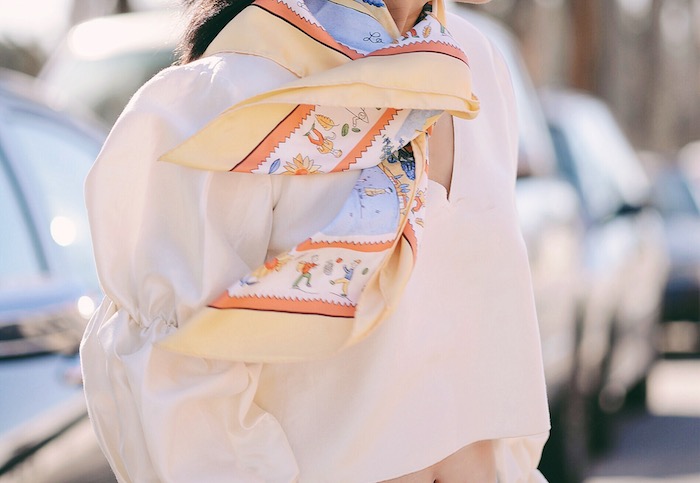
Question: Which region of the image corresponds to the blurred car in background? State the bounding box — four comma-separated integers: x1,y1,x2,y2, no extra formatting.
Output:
540,87,669,453
0,69,112,482
450,7,587,482
39,9,183,125
679,141,700,190
0,38,43,77
649,162,700,354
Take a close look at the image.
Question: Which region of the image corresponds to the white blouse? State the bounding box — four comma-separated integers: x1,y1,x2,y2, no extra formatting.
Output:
80,11,550,482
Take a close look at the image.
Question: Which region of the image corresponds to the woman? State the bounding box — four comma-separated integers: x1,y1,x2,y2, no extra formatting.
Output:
80,0,550,480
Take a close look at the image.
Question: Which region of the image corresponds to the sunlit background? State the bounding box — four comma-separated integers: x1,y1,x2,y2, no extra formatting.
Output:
0,1,699,482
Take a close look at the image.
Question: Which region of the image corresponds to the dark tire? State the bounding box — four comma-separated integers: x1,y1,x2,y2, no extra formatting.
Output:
588,392,612,455
539,386,590,483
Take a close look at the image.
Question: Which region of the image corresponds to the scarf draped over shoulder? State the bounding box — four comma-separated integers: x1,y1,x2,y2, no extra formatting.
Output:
158,0,480,361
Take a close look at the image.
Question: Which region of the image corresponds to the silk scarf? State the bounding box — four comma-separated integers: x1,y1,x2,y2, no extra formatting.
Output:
158,0,480,361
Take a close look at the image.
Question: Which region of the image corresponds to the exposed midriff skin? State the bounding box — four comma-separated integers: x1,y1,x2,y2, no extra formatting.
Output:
381,440,497,482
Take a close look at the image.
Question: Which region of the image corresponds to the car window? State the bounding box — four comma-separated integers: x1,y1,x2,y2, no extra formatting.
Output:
497,37,557,177
549,101,649,221
0,153,43,285
549,121,623,221
653,171,700,217
5,110,101,290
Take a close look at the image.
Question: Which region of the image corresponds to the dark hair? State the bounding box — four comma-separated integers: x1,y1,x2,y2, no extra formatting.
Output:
177,0,256,64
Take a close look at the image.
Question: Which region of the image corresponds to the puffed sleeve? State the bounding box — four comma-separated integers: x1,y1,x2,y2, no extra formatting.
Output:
85,55,298,327
81,55,302,482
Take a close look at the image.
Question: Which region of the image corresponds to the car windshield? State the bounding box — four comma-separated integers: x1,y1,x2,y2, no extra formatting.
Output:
551,101,649,221
0,152,43,286
654,170,700,217
4,109,102,290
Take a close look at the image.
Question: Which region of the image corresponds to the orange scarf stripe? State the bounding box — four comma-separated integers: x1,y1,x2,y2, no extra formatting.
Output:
235,104,315,173
330,108,399,173
210,293,356,318
253,0,364,60
367,39,470,65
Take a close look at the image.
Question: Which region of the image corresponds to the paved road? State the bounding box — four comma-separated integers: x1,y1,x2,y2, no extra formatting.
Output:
584,360,700,483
